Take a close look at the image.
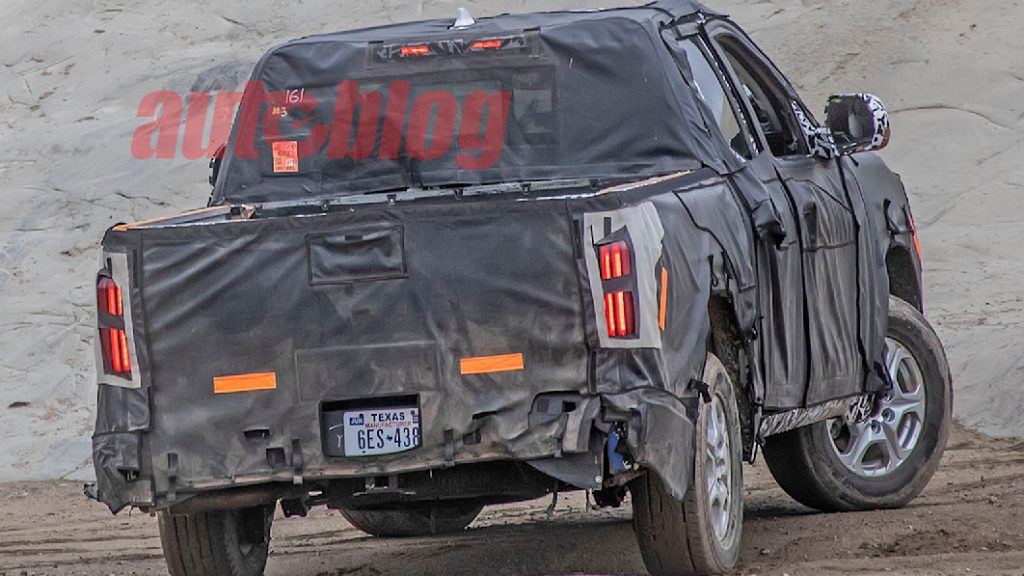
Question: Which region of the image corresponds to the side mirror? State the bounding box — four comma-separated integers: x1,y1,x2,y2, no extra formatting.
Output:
825,93,890,154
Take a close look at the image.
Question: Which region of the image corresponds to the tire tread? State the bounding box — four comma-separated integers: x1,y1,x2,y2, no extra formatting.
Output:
157,506,272,576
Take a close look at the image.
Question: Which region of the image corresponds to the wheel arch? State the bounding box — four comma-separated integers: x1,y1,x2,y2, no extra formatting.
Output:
707,296,742,374
707,295,756,460
886,245,922,311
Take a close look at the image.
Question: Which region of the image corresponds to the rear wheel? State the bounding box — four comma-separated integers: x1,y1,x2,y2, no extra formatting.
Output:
630,353,743,576
158,504,274,576
339,501,483,537
763,297,952,511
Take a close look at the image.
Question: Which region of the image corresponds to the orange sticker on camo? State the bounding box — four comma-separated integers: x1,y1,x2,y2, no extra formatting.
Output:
272,140,299,173
460,353,524,375
214,372,277,394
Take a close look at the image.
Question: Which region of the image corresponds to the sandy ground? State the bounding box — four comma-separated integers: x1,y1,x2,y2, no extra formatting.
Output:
1,425,1022,576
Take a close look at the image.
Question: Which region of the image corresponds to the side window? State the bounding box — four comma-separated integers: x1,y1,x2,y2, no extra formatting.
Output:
716,38,807,157
678,39,756,160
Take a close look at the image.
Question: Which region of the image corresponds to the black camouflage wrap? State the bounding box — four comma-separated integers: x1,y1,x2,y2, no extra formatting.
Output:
210,1,726,205
91,1,919,513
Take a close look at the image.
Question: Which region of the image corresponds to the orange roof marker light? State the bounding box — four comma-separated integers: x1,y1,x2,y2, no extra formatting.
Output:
471,39,503,50
400,45,431,57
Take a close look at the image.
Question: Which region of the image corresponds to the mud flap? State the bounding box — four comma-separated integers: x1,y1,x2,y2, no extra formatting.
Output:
605,390,696,501
91,432,142,513
92,382,151,513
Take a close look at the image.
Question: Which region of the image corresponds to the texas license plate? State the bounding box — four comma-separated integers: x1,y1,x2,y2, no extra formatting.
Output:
337,407,421,457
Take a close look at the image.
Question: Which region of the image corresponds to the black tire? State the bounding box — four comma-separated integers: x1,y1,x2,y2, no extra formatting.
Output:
763,296,952,511
158,504,274,576
339,501,483,537
630,353,744,576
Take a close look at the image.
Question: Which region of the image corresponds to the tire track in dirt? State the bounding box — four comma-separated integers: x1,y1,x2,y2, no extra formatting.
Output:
1,427,1021,576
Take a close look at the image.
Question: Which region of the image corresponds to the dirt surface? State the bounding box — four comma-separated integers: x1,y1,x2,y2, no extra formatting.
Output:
2,425,1022,576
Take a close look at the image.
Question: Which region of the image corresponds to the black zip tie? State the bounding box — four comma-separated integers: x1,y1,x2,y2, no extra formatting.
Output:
691,379,712,403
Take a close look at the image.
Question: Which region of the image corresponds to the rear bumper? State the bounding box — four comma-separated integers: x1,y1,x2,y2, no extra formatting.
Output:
93,394,589,512
91,384,697,513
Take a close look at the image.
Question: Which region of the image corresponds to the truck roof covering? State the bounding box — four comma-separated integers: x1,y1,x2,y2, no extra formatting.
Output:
212,0,730,205
279,1,720,44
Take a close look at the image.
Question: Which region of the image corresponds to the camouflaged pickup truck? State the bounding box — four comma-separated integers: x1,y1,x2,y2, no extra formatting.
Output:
87,2,951,575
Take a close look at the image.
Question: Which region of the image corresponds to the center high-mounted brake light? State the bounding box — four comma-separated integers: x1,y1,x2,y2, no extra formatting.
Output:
400,45,431,57
97,276,131,378
598,241,637,338
374,35,530,64
471,39,503,50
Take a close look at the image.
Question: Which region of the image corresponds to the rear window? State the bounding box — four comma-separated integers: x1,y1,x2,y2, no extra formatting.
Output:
303,65,559,188
215,19,707,203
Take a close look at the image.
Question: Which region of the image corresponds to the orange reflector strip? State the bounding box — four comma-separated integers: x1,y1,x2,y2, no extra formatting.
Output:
460,353,524,375
659,267,669,331
908,212,923,263
214,372,278,394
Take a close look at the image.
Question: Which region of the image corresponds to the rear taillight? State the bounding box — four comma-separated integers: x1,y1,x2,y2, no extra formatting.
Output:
598,241,637,338
599,241,631,280
604,291,636,337
97,276,131,378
